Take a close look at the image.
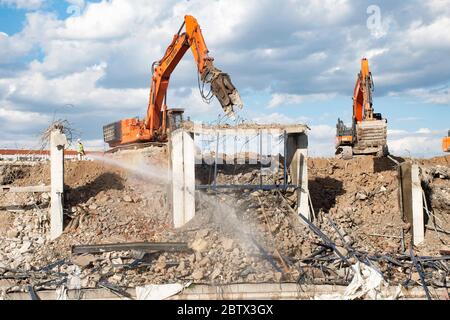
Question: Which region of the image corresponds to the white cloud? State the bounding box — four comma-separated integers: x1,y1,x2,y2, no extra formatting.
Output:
0,106,49,131
60,1,136,40
82,139,104,150
309,124,335,140
306,126,447,157
424,0,450,17
397,117,421,122
388,128,446,157
65,0,85,8
416,128,432,134
252,112,309,124
0,63,148,112
406,17,450,49
268,93,336,109
170,87,219,119
388,129,409,137
403,86,450,105
365,48,390,60
0,0,44,9
291,0,352,26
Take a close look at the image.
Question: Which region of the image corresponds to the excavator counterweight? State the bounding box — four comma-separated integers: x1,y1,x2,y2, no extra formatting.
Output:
103,15,243,149
443,130,450,153
336,58,388,159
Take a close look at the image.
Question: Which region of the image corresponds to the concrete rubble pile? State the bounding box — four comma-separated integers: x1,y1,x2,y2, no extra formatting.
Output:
0,154,449,300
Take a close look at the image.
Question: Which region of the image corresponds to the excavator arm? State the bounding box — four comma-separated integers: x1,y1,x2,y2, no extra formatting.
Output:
145,15,243,137
103,15,242,149
353,58,374,123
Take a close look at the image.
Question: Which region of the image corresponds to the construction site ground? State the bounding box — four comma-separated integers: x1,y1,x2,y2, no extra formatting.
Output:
0,149,449,299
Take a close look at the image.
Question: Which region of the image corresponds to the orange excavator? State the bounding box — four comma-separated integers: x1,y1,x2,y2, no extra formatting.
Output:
336,58,388,159
443,131,450,152
103,15,243,149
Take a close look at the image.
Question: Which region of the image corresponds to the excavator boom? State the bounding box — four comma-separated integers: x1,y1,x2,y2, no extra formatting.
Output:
353,58,374,123
104,15,243,148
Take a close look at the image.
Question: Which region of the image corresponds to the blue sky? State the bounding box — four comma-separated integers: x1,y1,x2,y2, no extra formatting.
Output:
0,0,449,157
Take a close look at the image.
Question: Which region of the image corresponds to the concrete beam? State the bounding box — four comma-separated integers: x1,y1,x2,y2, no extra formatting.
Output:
3,283,445,300
0,185,50,193
183,123,308,136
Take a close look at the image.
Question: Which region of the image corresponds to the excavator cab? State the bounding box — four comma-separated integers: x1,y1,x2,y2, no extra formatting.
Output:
166,108,185,134
335,119,354,160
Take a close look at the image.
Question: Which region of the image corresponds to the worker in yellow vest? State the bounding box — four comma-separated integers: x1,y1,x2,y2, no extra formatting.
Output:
77,139,86,161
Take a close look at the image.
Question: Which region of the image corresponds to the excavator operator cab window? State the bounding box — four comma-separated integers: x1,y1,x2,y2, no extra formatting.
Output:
167,109,185,132
374,113,383,121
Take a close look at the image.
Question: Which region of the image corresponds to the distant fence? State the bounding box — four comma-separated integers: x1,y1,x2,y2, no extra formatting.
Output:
0,149,103,162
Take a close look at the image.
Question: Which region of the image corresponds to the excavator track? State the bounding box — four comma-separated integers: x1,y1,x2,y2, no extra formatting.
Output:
105,142,166,154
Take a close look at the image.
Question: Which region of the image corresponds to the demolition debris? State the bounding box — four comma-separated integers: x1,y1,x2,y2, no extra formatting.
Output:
0,138,449,300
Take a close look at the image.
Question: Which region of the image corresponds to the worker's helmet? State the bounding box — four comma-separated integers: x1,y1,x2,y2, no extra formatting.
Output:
77,139,81,143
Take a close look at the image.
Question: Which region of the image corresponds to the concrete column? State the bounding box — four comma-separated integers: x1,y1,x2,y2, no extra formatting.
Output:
183,131,196,224
411,165,425,245
171,130,196,228
50,129,67,240
287,133,310,220
399,163,424,245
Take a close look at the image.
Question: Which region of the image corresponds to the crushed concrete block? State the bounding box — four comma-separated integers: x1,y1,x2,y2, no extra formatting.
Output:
18,241,31,254
210,268,221,280
192,269,204,281
222,238,234,251
6,230,19,239
72,254,96,268
123,195,133,203
190,238,208,253
355,192,368,200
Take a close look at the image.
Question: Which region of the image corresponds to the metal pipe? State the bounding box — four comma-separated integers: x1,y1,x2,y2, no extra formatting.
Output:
72,242,190,255
283,131,287,187
196,184,298,191
213,132,219,188
259,130,263,187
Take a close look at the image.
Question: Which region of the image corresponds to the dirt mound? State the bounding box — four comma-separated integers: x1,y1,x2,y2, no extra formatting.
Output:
0,166,27,185
309,156,407,254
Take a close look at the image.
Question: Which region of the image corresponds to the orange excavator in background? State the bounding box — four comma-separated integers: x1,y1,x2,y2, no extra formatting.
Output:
336,58,388,159
103,15,243,149
443,131,450,152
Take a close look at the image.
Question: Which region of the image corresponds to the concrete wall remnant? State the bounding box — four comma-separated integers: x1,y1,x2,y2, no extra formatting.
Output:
170,124,310,229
